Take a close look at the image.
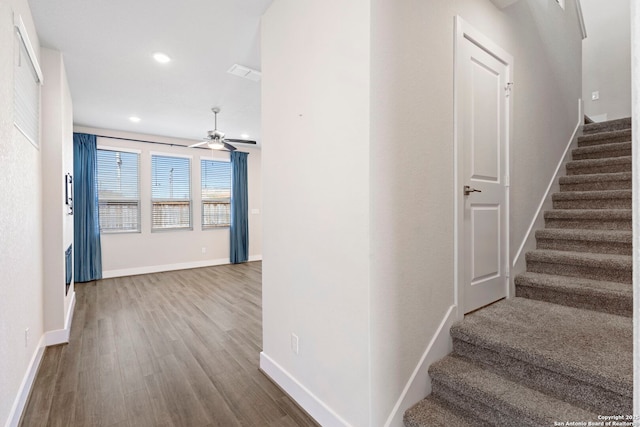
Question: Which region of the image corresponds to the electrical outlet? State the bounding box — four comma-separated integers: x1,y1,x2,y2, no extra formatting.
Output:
25,328,29,348
291,333,299,355
201,247,207,254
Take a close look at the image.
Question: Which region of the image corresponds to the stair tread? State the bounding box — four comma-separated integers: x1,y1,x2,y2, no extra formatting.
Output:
559,172,631,183
572,141,631,155
430,355,600,425
404,396,483,427
582,118,631,135
450,298,632,396
515,271,632,317
553,189,631,200
515,272,632,297
544,209,631,219
566,156,631,167
578,128,631,142
526,249,632,268
535,228,631,243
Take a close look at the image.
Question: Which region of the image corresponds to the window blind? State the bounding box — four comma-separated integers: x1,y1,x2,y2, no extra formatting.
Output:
14,26,41,148
151,155,191,230
201,159,231,228
97,149,140,232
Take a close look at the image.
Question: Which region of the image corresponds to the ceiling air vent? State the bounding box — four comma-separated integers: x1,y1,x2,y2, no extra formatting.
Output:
227,64,262,82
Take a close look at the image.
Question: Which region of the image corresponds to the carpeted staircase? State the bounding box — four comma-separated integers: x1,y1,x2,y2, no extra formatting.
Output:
404,118,633,426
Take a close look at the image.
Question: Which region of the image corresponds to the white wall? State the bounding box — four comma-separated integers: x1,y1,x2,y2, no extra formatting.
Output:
62,54,74,326
370,0,582,424
369,1,458,424
581,0,631,121
0,0,44,425
261,0,371,425
41,48,74,334
263,0,582,426
74,126,262,277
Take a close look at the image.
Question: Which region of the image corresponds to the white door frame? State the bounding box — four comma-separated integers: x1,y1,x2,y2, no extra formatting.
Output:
453,16,513,319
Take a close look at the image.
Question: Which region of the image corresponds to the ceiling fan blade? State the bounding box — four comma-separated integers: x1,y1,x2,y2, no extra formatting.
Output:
222,141,237,151
188,140,209,148
225,138,257,145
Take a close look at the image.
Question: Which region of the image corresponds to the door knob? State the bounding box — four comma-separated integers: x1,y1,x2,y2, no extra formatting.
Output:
464,185,482,196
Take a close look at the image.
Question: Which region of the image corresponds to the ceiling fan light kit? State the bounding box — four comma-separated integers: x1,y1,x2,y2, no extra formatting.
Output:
208,140,225,150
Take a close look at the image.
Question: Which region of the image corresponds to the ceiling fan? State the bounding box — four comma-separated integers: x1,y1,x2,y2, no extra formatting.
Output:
189,108,257,151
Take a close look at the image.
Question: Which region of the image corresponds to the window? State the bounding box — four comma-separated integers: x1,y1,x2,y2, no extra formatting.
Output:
201,159,231,228
14,15,43,148
97,149,140,233
151,154,192,230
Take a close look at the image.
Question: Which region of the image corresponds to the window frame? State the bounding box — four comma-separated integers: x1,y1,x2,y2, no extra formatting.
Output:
151,152,193,232
201,158,232,229
13,14,43,149
96,146,142,234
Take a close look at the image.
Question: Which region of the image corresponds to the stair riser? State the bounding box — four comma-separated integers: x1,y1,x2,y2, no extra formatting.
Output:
404,397,491,427
515,283,632,317
544,218,632,231
578,134,631,147
566,163,631,175
430,380,542,427
560,180,631,191
572,148,631,160
536,238,631,255
553,198,631,209
450,340,632,415
526,260,631,284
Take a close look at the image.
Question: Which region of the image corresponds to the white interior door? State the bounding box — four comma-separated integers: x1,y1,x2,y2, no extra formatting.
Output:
456,19,512,314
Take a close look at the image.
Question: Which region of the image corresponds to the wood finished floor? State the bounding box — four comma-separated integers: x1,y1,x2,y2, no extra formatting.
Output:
20,262,318,427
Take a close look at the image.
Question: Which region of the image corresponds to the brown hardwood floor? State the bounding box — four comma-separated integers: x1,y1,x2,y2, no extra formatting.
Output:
20,262,318,427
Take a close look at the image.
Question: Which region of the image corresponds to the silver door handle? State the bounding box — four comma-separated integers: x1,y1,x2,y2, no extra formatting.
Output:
464,185,482,196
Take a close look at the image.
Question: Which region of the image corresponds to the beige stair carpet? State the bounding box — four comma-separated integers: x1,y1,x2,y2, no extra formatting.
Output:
404,117,633,426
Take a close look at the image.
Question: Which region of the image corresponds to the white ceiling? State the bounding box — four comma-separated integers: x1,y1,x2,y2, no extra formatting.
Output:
27,0,273,145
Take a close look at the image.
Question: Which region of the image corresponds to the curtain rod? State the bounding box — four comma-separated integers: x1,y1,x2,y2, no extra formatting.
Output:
93,134,233,152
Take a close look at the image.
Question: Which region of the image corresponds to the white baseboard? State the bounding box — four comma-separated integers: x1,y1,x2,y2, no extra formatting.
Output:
4,336,46,427
102,254,262,278
511,104,583,274
103,258,230,278
383,305,457,427
44,291,76,346
261,307,457,427
260,352,353,427
5,290,77,427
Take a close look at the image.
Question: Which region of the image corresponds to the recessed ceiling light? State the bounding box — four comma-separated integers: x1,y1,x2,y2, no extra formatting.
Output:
129,116,141,123
240,133,250,139
153,52,171,63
